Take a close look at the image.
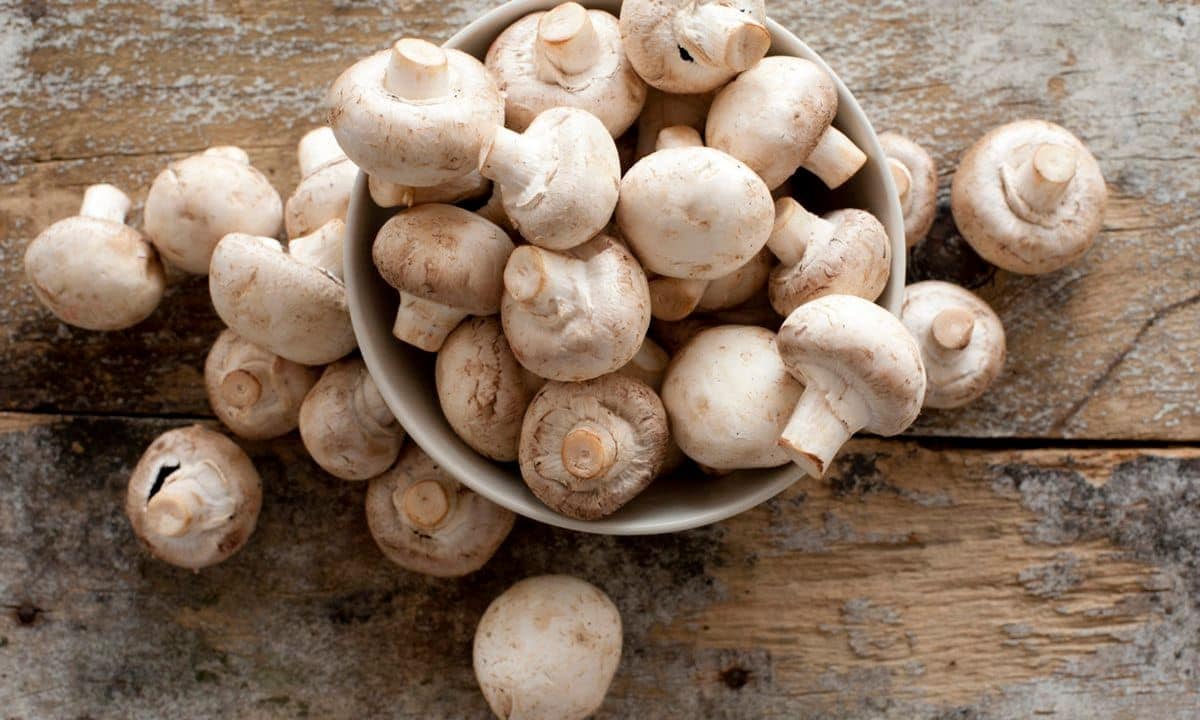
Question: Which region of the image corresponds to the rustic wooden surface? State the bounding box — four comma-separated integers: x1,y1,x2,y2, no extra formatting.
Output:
1,0,1198,718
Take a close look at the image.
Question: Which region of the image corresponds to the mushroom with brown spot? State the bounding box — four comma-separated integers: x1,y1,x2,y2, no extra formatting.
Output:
299,357,406,481
878,131,938,248
285,127,359,239
204,329,320,440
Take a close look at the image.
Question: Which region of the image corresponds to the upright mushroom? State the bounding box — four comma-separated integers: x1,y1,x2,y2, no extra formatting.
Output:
125,425,262,570
519,373,669,519
328,38,504,187
707,57,867,190
878,132,938,248
902,281,1006,409
284,127,359,239
951,119,1107,274
619,0,770,94
366,444,515,577
776,294,926,479
299,357,406,481
502,234,651,382
373,204,514,352
479,106,621,250
205,329,320,440
474,575,622,720
25,184,165,331
486,2,647,137
144,146,283,274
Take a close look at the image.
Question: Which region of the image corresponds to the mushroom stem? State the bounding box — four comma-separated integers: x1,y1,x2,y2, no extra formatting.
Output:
1007,143,1078,214
297,128,346,177
655,125,703,151
504,245,586,310
649,276,708,321
145,484,203,538
888,157,913,213
79,184,132,223
289,219,345,281
478,127,549,202
778,386,870,479
392,292,468,352
352,369,396,431
203,146,250,165
674,3,771,73
561,422,618,481
536,2,601,79
384,38,451,100
768,197,835,266
801,126,868,190
931,307,976,351
368,177,416,209
220,369,263,410
396,480,451,531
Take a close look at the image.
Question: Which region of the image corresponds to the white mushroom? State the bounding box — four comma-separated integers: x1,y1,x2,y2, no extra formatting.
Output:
634,87,713,159
615,336,670,390
284,127,359,239
368,170,490,209
366,444,515,577
288,218,346,281
204,329,320,440
24,184,165,331
707,57,867,190
475,575,622,720
125,425,262,570
328,38,504,187
878,132,938,248
479,106,621,250
951,119,1107,274
902,281,1006,409
299,357,406,481
696,247,774,312
776,294,926,479
144,146,283,274
486,2,647,137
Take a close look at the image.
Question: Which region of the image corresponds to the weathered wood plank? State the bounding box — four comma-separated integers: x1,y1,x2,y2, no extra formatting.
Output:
2,413,1198,718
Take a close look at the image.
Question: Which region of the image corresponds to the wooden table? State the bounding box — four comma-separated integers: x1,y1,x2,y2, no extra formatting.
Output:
2,1,1198,717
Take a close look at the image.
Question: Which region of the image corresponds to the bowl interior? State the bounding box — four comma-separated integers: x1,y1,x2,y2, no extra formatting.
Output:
345,0,905,535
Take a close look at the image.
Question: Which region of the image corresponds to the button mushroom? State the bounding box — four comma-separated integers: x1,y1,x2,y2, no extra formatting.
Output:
436,317,545,462
519,373,669,519
950,119,1107,274
366,443,515,577
902,280,1006,409
210,232,355,366
706,57,867,190
204,329,320,440
478,106,621,250
634,87,713,159
125,425,262,570
486,2,647,137
661,325,802,471
502,234,651,382
24,183,165,331
767,199,891,317
475,575,622,720
284,127,359,239
878,132,938,248
144,146,283,274
328,38,504,188
619,0,770,94
776,294,926,479
367,170,490,210
372,204,514,353
299,357,406,481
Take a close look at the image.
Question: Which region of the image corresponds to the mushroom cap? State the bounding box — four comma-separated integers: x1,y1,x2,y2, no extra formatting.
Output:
285,156,359,239
768,208,891,316
502,234,652,382
519,373,669,519
373,204,514,315
661,325,802,470
299,357,406,481
696,247,773,311
950,119,1106,274
635,87,713,160
706,56,838,189
436,317,545,462
25,216,164,331
210,233,356,366
366,443,515,577
125,425,262,570
486,6,647,136
878,132,938,248
474,575,622,720
204,329,320,440
902,281,1006,409
328,42,504,187
777,294,926,436
144,150,283,274
617,146,774,279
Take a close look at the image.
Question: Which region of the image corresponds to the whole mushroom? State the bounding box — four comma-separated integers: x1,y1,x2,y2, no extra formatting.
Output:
878,132,938,248
299,358,406,481
486,2,647,137
125,425,262,570
902,281,1006,409
284,127,359,239
144,146,283,274
951,119,1107,274
204,329,320,440
366,444,515,577
24,184,165,331
707,57,867,190
328,38,504,187
776,294,926,479
474,575,622,720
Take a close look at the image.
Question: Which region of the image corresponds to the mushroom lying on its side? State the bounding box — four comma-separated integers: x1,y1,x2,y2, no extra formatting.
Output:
125,425,262,570
475,575,622,720
204,329,320,440
366,444,515,577
878,132,938,248
299,358,406,481
285,127,359,239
